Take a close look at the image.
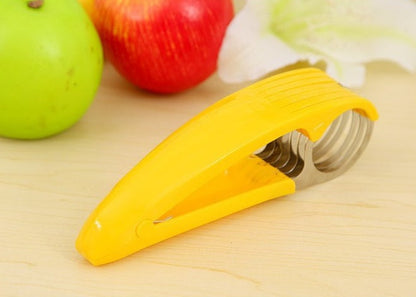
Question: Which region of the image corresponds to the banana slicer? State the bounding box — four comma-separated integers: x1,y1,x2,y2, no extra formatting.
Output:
76,68,378,265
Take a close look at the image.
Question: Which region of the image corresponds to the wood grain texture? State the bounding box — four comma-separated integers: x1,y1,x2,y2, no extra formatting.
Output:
1,62,415,297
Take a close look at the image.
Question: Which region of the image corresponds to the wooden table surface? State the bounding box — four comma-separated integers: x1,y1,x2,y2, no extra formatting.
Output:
1,62,415,297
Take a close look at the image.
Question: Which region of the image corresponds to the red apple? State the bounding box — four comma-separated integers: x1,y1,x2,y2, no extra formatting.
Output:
94,0,234,93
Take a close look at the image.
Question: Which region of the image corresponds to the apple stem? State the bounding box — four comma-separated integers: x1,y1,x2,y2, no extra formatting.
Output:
27,0,44,9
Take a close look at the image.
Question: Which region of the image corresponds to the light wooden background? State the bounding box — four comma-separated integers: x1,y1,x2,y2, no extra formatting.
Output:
1,62,415,297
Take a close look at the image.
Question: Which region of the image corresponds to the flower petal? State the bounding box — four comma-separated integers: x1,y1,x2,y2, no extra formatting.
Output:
325,60,366,88
294,0,416,71
219,0,416,87
218,0,301,83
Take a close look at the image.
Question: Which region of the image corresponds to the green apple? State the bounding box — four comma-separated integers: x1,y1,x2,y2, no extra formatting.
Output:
0,0,103,139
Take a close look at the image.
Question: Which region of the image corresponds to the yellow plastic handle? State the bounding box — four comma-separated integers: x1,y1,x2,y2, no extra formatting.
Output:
76,68,378,265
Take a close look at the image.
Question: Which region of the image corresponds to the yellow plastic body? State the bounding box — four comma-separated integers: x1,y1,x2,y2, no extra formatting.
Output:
76,68,378,265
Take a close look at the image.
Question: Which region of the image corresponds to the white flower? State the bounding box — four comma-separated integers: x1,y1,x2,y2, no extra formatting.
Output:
218,0,416,87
